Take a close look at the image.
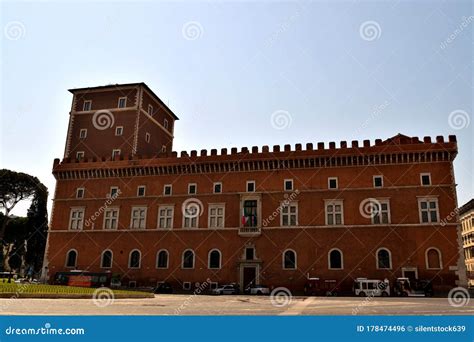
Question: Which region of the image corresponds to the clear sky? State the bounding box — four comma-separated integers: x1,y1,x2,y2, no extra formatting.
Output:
1,0,472,217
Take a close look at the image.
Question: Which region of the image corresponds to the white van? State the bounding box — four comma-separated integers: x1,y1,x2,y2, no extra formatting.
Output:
353,278,390,297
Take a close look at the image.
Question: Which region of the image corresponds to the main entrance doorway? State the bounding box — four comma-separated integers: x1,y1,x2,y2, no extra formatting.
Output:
240,265,259,290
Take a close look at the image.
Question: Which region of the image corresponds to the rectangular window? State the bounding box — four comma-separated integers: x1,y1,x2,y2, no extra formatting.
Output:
137,186,146,197
213,182,222,194
76,151,84,161
103,208,119,230
130,207,147,229
164,119,169,130
326,200,343,225
419,198,439,223
246,181,255,192
209,204,225,228
245,247,255,260
148,105,153,116
112,149,121,159
328,177,338,189
183,282,191,290
163,184,172,196
115,126,123,136
420,173,431,186
242,200,258,227
183,207,198,228
188,183,197,194
83,100,91,111
69,208,84,230
372,200,390,224
109,186,119,198
118,97,127,108
161,145,167,153
76,188,84,199
158,206,174,229
284,179,294,191
79,129,87,139
281,202,298,226
373,175,383,188
145,132,150,143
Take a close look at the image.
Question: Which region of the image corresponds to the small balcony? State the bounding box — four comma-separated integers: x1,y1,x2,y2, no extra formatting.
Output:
238,226,261,237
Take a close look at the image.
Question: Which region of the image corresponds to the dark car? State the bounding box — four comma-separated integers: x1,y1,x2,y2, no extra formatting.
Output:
394,278,433,297
154,282,173,294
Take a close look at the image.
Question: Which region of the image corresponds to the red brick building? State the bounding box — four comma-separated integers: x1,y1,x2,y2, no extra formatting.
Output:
43,83,466,293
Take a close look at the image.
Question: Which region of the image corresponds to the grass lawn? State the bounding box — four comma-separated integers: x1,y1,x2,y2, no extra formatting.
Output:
0,282,153,298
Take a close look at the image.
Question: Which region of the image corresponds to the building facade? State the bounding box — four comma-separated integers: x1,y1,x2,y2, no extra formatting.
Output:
460,199,474,287
44,83,466,293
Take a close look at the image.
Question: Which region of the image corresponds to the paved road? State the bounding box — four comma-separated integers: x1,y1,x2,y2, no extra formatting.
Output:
0,295,472,315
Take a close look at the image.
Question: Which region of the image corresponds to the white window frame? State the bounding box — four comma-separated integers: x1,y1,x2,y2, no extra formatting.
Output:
145,132,151,143
418,197,439,223
65,249,78,268
328,177,338,190
79,128,87,139
182,249,195,269
76,188,85,199
82,100,92,111
425,247,443,270
69,208,85,230
163,184,172,196
325,200,344,225
328,248,344,270
183,208,199,229
148,104,153,116
157,205,174,229
371,199,391,224
420,173,431,186
375,247,392,270
282,249,297,270
156,249,169,269
115,126,123,136
284,179,294,191
164,118,169,130
118,96,127,108
373,175,383,188
280,201,298,227
130,206,147,229
208,249,222,269
100,249,113,269
76,151,84,160
128,249,141,269
208,204,225,228
112,149,121,159
161,145,167,153
103,207,119,230
109,186,119,198
246,180,256,193
188,183,197,195
213,182,222,194
137,185,146,197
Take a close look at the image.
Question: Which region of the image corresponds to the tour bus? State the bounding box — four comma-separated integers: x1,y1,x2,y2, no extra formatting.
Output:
53,271,111,288
353,278,390,297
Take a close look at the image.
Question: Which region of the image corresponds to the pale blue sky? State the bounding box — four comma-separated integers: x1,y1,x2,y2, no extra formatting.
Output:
1,0,472,216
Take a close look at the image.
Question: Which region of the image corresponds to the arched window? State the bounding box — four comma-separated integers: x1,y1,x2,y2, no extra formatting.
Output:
426,248,442,269
101,250,113,268
182,249,195,269
128,249,141,269
376,248,391,269
156,250,169,269
208,249,221,269
328,249,343,270
283,249,297,269
65,249,77,268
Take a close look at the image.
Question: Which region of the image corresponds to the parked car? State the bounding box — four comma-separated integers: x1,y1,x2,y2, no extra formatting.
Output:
211,284,239,295
245,284,270,295
304,278,340,296
353,278,390,297
154,282,173,294
393,278,433,297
